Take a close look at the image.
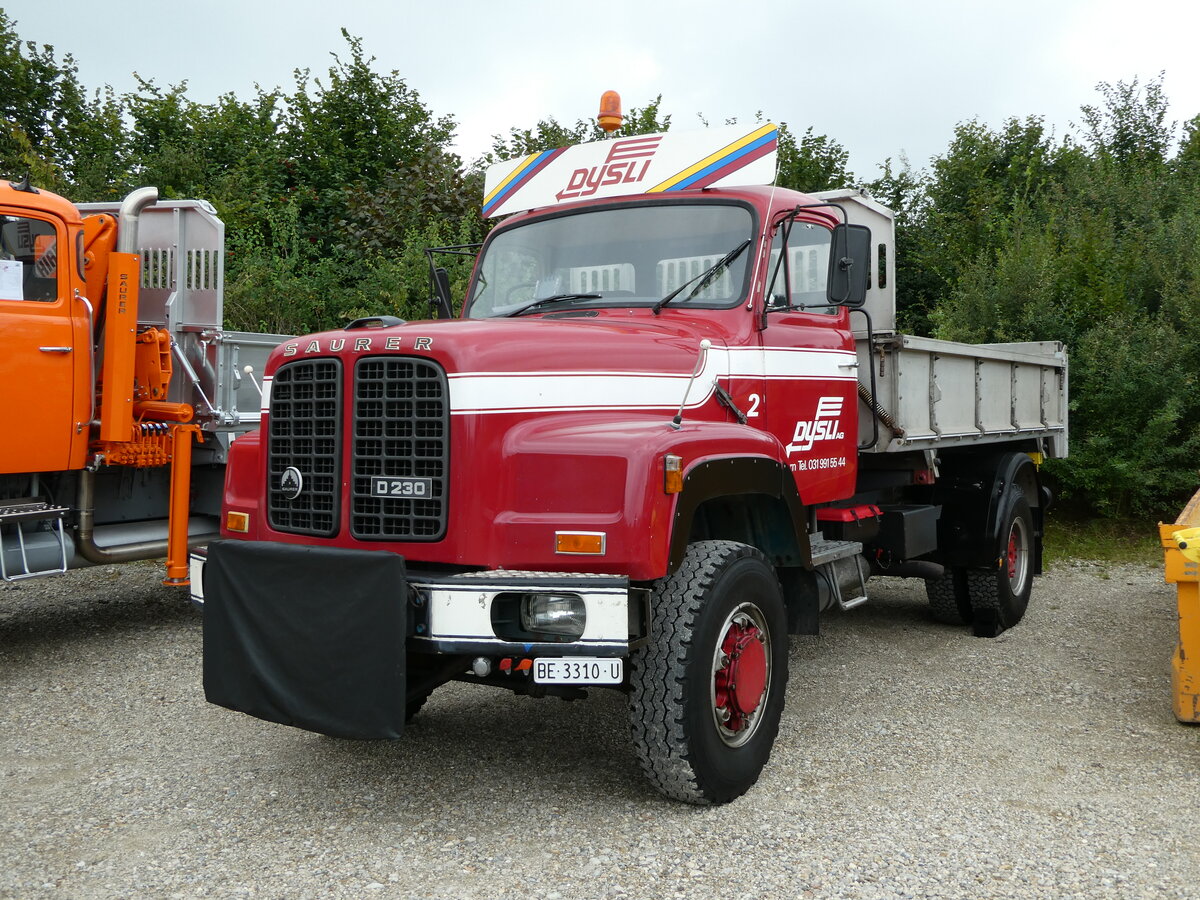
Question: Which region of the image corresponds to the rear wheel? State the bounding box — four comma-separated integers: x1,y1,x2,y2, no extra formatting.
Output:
925,568,972,625
629,540,788,804
405,690,433,723
966,491,1033,638
405,658,446,723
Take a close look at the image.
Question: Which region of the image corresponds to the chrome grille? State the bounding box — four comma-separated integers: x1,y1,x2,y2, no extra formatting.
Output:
266,359,342,537
351,357,449,540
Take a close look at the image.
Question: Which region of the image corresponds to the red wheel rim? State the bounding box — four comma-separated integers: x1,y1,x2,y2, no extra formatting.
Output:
1006,516,1030,594
711,603,771,747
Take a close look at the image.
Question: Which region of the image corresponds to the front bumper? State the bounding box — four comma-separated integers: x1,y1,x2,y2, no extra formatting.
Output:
410,569,635,657
192,542,643,662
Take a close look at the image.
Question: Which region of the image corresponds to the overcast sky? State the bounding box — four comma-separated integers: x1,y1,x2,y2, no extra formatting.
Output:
6,0,1200,180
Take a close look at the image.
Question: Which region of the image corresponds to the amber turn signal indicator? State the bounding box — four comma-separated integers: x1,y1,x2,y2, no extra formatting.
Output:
664,454,683,494
225,511,250,533
555,532,606,555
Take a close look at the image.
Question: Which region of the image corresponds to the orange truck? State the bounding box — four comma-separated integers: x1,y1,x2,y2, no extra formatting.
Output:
0,179,284,586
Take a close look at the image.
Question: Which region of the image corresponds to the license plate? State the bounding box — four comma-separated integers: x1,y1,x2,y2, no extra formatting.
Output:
371,477,433,498
533,657,623,685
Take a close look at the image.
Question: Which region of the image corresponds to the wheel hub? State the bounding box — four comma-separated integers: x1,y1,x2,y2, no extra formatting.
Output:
714,618,767,734
1007,517,1029,591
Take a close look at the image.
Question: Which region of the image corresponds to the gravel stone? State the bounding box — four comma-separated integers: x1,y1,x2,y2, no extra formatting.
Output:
1,560,1197,898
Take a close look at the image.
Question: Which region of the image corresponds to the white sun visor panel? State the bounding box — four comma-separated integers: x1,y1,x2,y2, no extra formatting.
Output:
482,124,779,218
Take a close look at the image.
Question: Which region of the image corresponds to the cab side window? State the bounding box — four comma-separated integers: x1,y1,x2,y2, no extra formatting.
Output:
766,221,835,314
0,215,59,302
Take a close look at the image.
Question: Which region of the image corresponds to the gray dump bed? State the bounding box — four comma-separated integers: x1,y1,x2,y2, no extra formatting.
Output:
855,332,1068,457
811,190,1068,460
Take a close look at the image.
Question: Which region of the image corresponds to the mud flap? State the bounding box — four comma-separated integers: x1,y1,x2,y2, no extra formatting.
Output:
202,540,408,739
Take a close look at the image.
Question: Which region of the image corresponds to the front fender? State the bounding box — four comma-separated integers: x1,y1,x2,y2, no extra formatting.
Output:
494,414,793,581
668,454,808,573
221,428,263,539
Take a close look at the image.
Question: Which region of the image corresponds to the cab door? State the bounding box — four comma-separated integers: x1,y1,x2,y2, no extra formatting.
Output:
757,219,859,504
0,210,77,473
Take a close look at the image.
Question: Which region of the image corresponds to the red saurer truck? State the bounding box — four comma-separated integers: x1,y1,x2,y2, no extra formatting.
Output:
194,123,1068,804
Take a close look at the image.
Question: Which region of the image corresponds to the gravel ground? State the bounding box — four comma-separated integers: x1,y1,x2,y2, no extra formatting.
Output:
1,560,1197,899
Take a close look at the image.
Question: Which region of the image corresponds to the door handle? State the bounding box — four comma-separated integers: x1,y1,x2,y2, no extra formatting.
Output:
38,346,72,353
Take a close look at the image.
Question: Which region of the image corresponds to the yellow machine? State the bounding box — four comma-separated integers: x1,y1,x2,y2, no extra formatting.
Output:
1160,489,1200,722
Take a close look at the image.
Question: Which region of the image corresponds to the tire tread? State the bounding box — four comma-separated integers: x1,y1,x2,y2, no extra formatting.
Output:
965,494,1033,638
629,540,781,804
925,569,972,625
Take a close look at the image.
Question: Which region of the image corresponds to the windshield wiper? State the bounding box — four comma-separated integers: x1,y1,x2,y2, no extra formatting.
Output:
652,239,752,315
503,292,603,318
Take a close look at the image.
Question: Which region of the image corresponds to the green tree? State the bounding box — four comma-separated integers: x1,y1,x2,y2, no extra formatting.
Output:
0,10,127,194
1080,77,1172,172
1178,114,1200,173
124,78,286,230
866,156,937,333
930,78,1200,516
279,30,457,246
920,116,1068,306
774,123,853,192
334,145,483,256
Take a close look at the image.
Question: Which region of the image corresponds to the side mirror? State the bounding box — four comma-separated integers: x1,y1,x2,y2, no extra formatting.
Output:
432,267,454,319
827,223,871,308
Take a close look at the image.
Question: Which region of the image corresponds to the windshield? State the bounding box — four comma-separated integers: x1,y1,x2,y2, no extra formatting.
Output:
467,202,755,318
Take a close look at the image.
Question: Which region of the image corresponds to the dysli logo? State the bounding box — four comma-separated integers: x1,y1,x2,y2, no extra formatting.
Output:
556,136,662,201
786,397,846,455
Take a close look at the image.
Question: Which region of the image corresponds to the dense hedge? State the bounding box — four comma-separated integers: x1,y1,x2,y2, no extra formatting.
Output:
885,82,1200,516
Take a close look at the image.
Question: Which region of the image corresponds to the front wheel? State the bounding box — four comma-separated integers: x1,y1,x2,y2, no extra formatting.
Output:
629,541,788,804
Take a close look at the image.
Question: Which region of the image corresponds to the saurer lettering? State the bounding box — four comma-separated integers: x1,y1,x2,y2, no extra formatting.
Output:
282,336,435,356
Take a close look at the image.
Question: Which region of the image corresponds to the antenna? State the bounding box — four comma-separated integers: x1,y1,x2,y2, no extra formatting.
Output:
670,340,711,430
242,365,263,399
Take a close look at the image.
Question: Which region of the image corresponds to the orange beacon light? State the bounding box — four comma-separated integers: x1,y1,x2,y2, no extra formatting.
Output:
598,91,623,133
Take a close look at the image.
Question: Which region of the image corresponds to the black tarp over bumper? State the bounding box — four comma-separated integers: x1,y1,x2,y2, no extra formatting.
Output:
202,540,408,739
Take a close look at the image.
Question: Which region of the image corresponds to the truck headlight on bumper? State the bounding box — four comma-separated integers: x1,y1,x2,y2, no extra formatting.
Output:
519,592,586,638
411,571,634,655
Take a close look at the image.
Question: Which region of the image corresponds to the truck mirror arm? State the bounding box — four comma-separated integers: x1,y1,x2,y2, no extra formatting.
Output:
423,244,483,319
850,306,883,452
761,203,849,326
828,257,855,305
